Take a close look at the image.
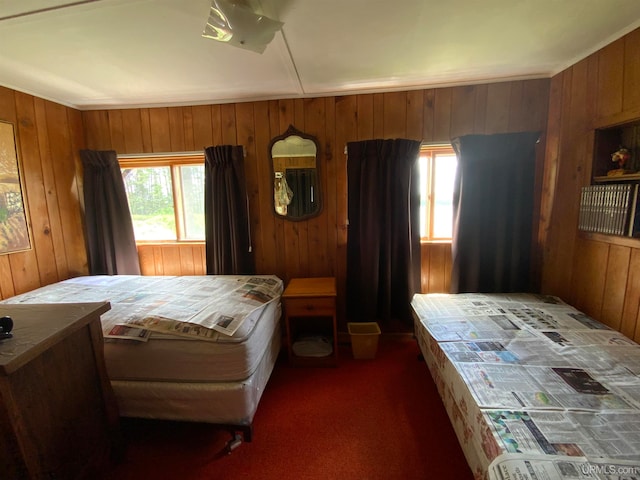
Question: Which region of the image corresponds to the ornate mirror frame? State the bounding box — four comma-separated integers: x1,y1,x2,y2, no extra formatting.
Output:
268,125,322,221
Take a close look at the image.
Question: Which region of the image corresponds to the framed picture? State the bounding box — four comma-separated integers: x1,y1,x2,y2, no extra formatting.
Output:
0,120,31,255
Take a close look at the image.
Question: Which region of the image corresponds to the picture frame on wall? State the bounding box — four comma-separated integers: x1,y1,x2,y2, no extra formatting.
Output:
0,120,31,255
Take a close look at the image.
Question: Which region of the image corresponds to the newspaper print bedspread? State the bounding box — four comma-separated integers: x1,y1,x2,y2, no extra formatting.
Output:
411,293,640,480
2,275,283,341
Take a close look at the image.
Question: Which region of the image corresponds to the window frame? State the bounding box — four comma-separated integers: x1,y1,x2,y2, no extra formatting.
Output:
119,153,205,243
419,144,457,243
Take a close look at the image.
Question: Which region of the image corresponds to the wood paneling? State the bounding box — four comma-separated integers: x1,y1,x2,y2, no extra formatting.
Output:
541,27,640,340
82,80,549,328
570,237,608,317
0,88,87,300
601,245,630,331
0,78,550,330
137,245,206,275
421,243,452,294
622,249,640,341
596,38,625,120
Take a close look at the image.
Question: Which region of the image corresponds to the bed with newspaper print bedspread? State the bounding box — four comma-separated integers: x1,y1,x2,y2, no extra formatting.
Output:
1,274,283,443
411,292,640,480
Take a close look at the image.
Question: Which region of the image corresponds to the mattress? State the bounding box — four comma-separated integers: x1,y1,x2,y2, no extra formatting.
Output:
104,299,280,382
411,293,640,480
112,325,282,425
2,275,283,383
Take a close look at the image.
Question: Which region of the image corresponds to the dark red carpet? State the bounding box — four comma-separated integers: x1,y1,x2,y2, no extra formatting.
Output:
103,336,474,479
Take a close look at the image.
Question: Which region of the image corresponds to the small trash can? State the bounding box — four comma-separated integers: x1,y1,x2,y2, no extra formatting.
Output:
347,322,381,359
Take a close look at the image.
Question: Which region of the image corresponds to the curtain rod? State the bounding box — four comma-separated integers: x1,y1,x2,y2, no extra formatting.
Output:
343,140,449,154
118,147,247,159
118,151,203,159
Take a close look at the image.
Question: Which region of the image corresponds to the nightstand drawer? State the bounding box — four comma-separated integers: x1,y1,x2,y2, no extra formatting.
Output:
284,297,335,316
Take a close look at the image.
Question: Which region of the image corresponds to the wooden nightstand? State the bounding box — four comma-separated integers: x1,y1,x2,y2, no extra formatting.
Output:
0,302,121,479
282,277,338,367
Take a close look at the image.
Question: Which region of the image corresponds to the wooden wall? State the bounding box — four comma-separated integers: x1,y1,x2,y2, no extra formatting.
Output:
540,27,640,342
421,243,452,294
0,78,549,325
136,241,452,294
137,243,206,276
0,87,87,299
82,80,549,326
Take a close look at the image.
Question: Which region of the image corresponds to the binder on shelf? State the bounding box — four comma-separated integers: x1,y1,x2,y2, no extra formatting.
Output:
578,183,640,237
627,184,640,237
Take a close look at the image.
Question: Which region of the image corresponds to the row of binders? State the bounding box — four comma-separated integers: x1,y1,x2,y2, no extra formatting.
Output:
578,183,640,237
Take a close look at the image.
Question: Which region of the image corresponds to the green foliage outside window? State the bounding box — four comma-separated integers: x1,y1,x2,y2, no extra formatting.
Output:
121,162,205,241
122,167,177,240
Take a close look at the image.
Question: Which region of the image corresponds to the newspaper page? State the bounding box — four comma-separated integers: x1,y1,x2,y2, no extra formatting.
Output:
109,276,282,340
489,454,640,480
456,363,637,411
411,293,564,318
418,314,537,342
1,274,283,340
411,293,520,319
484,410,640,460
411,294,608,333
105,324,151,342
129,275,282,337
439,335,640,371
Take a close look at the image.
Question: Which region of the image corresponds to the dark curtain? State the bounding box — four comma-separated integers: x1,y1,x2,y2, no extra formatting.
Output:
286,168,318,217
204,145,255,275
346,138,421,326
450,132,539,293
80,149,141,275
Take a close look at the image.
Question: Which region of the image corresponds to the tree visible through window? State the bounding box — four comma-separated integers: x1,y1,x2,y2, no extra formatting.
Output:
419,145,457,241
119,148,456,243
120,155,205,241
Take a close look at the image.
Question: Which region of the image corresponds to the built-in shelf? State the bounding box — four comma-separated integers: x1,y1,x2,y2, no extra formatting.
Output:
593,121,640,179
593,173,640,183
583,120,640,240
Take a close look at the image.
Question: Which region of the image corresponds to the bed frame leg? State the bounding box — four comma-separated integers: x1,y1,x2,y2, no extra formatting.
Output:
221,424,253,454
226,433,243,453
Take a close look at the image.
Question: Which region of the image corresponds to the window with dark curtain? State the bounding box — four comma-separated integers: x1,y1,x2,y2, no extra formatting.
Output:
204,145,255,275
80,149,141,275
346,138,422,327
450,132,540,293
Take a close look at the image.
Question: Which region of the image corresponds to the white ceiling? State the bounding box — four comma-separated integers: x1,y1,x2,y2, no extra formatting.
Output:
1,0,640,111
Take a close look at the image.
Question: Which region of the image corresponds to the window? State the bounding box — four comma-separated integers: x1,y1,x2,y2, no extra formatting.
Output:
418,145,457,241
120,154,205,242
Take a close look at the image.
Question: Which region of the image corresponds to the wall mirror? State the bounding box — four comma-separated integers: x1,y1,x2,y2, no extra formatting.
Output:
269,125,322,220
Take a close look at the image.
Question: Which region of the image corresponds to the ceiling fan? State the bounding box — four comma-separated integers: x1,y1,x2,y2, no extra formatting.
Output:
202,0,283,54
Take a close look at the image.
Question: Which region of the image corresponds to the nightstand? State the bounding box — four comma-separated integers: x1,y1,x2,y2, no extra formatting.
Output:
282,277,338,367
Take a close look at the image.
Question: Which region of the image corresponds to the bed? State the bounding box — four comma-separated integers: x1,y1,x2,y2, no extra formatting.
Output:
411,292,640,480
1,274,283,445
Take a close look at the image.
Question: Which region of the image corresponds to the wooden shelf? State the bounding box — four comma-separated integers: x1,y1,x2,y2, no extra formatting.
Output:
594,173,640,182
